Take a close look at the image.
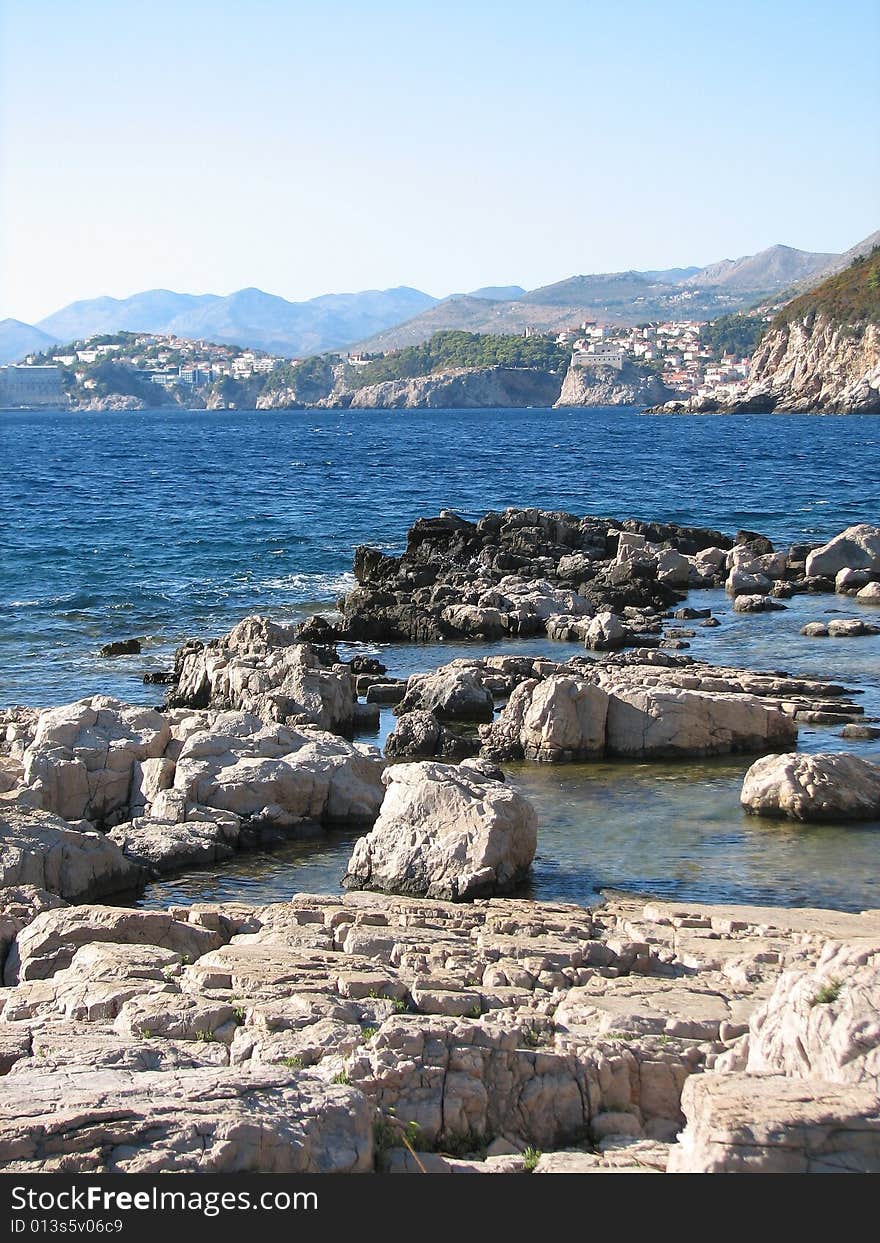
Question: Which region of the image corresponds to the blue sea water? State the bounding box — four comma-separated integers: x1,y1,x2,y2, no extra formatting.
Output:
2,406,880,912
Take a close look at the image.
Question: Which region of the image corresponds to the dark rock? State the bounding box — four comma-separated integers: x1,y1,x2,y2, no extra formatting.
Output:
385,711,479,761
100,638,142,657
348,655,387,676
143,670,176,685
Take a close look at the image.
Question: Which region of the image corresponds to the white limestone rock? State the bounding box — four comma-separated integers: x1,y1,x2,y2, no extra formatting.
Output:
22,697,171,825
0,806,143,903
605,687,796,759
805,524,880,578
343,760,537,900
480,676,609,762
171,712,385,825
741,752,880,822
0,1065,373,1172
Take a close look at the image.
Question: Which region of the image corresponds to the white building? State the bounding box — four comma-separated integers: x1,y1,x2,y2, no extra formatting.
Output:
0,365,66,408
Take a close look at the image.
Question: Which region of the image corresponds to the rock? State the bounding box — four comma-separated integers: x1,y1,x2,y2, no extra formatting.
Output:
584,611,627,651
480,676,608,762
4,904,227,984
169,618,355,734
395,666,495,723
830,618,880,637
364,681,406,705
108,816,238,877
842,724,880,740
99,639,142,657
836,567,873,593
733,594,787,613
343,761,537,900
0,886,67,977
857,582,880,604
725,568,772,596
0,1066,373,1172
742,940,880,1088
668,1074,880,1173
0,806,143,903
22,697,171,825
384,711,478,761
655,550,691,588
352,702,380,732
741,752,880,822
805,525,880,578
171,713,385,826
605,687,796,759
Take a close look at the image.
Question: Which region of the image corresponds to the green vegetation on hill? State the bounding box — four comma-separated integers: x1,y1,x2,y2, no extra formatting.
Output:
775,247,880,328
700,313,766,358
353,330,567,386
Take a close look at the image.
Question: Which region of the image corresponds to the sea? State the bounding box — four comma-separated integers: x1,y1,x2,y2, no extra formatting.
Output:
2,405,880,912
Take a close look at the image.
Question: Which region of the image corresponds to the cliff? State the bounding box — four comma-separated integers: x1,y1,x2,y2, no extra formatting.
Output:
554,360,676,408
327,365,563,409
732,315,880,412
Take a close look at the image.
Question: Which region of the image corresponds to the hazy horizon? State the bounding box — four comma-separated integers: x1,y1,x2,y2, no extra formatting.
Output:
2,0,878,323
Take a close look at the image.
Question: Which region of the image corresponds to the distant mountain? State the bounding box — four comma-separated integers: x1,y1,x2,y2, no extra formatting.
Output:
520,271,666,307
0,319,58,364
37,286,439,358
38,291,221,342
683,244,837,292
355,245,849,352
639,266,702,284
467,285,526,301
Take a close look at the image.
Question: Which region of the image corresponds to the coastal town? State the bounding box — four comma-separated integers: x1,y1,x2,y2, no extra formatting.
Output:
0,313,761,410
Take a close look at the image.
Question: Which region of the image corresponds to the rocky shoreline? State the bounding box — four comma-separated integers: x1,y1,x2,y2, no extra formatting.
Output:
1,508,880,1173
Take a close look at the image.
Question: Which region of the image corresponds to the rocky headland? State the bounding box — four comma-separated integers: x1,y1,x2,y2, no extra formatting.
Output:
1,509,880,1173
652,247,880,415
555,360,675,408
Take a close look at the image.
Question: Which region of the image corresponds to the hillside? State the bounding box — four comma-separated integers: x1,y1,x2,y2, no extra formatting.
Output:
0,319,59,364
36,285,438,358
688,249,880,414
774,246,880,327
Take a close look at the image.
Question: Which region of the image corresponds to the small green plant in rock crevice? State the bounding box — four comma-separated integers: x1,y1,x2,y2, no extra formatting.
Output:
282,1055,304,1069
811,978,843,1007
522,1146,541,1173
331,1069,351,1085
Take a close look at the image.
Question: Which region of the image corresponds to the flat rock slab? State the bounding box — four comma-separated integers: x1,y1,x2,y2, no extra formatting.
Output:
0,1065,373,1173
669,1073,880,1173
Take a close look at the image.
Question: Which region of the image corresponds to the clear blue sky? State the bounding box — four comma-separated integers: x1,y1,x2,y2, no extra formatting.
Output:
1,0,878,322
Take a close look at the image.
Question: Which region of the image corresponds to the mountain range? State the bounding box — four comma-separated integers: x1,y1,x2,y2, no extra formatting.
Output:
1,234,876,365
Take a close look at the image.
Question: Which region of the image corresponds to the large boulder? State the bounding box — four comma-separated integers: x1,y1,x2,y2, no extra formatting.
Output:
395,665,495,723
480,676,609,762
343,760,537,900
0,1066,373,1172
805,525,880,578
605,687,796,759
0,807,143,903
170,713,384,825
170,618,354,734
22,697,171,825
741,752,880,822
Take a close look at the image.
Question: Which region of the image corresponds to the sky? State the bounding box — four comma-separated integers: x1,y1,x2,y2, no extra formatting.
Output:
1,0,879,324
